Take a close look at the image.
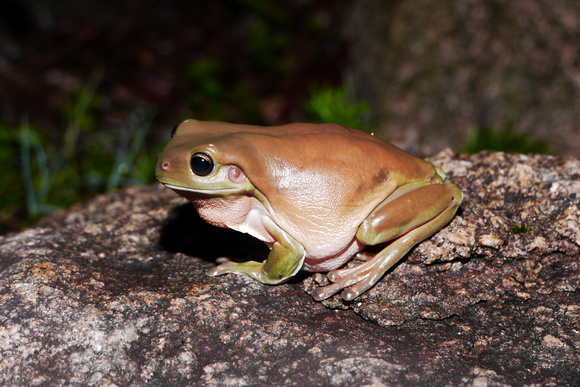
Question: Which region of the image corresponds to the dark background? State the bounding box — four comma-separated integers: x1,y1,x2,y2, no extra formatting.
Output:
0,0,352,234
2,0,580,234
0,0,350,129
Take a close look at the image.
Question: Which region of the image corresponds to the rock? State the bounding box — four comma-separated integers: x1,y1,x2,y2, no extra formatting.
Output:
346,1,580,158
1,151,579,385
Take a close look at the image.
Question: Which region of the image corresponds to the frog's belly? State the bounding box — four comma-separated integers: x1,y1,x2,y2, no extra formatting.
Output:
192,193,366,272
302,238,365,272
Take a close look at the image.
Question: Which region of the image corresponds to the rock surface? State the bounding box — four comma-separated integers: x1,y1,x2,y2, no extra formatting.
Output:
346,0,580,157
1,151,579,385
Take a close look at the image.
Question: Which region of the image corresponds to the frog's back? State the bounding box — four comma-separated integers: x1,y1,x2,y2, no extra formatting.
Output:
188,120,434,183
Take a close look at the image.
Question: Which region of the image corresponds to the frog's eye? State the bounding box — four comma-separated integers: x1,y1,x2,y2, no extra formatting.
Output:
170,125,179,138
190,152,214,176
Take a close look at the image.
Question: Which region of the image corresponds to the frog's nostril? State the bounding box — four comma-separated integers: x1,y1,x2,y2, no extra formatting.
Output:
161,161,171,170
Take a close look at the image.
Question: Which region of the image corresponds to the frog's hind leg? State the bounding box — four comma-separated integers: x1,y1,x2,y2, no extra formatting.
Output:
311,182,462,301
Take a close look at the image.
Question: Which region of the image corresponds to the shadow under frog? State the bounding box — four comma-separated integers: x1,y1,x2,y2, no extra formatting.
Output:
158,201,405,288
159,202,270,266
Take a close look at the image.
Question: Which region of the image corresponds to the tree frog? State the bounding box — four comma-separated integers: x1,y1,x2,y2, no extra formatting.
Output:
156,119,462,301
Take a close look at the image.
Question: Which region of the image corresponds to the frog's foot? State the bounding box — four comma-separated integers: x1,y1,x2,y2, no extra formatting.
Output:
207,260,265,279
311,253,393,301
320,252,375,284
207,237,305,287
205,256,245,276
207,259,295,285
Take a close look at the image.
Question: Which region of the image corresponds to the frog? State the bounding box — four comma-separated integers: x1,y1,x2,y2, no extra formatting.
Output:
155,119,462,301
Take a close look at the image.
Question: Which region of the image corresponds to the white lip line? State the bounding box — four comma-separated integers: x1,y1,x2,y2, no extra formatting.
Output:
162,183,238,194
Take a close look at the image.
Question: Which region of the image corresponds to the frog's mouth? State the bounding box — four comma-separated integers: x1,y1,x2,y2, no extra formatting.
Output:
161,182,241,197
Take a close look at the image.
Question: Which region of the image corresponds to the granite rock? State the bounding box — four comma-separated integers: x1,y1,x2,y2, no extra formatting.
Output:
1,151,579,385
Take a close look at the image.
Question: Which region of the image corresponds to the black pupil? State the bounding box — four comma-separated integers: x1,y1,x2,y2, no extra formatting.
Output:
190,153,213,176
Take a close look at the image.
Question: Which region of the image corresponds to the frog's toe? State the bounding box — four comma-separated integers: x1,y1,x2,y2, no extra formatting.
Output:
311,280,352,300
206,267,220,277
311,287,332,301
215,256,231,264
206,263,230,277
343,266,388,300
311,267,375,301
311,277,369,301
327,265,361,282
340,288,358,301
205,258,233,276
311,283,351,301
340,280,376,301
327,269,344,282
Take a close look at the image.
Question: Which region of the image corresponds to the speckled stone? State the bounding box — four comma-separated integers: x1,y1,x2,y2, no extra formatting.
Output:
1,151,579,385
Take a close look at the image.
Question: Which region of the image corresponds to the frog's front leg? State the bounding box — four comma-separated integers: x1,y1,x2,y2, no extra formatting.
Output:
206,218,305,285
312,180,462,301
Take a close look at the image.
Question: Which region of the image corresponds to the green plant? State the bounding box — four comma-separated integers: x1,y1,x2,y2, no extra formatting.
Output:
235,0,290,26
186,58,259,121
0,122,28,232
1,74,159,234
19,119,59,218
303,85,372,131
463,121,551,154
248,19,291,74
18,113,156,221
508,223,532,234
107,110,155,190
62,71,101,159
186,58,226,120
